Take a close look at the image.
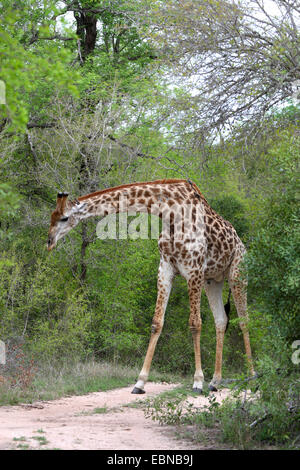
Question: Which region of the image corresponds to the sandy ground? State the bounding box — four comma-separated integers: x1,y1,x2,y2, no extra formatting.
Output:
0,383,234,450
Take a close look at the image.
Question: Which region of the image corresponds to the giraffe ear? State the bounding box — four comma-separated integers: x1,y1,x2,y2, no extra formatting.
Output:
56,192,69,213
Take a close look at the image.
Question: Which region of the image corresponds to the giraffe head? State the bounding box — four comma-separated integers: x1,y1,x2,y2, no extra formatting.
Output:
47,192,80,251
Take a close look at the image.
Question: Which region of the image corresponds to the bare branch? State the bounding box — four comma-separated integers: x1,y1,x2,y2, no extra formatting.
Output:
29,34,76,45
249,412,270,428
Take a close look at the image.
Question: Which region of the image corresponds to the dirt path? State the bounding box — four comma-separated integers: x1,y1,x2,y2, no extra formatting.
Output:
0,383,233,450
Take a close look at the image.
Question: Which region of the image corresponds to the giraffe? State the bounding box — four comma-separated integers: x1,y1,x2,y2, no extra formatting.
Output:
47,179,255,394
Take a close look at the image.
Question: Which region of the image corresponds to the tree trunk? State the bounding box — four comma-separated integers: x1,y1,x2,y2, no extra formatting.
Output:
80,222,89,282
74,5,97,62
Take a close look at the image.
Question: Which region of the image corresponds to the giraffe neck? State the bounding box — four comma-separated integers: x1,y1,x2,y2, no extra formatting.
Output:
73,180,206,223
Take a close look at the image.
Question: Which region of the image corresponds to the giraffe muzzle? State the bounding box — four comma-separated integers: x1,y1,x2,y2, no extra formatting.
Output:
47,237,56,251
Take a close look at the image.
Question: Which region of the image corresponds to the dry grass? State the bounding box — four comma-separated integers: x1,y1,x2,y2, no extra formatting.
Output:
0,358,179,406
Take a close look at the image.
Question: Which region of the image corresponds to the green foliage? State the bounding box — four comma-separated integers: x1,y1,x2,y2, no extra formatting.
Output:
247,133,300,340
144,339,299,448
0,183,20,217
0,0,78,131
216,336,300,448
0,243,92,361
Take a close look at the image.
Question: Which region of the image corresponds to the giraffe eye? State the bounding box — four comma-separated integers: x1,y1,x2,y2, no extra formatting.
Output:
60,216,69,222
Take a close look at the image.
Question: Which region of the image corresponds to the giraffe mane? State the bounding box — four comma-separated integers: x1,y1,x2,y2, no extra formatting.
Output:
77,179,207,202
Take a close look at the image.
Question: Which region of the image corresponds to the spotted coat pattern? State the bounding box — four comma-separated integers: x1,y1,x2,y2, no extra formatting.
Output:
48,179,255,393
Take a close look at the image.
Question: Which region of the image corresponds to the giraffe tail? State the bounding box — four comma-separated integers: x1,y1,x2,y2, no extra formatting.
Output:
224,288,231,333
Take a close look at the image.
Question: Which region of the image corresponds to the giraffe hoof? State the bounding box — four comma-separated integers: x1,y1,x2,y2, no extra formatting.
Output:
131,387,145,394
209,385,218,392
192,387,202,394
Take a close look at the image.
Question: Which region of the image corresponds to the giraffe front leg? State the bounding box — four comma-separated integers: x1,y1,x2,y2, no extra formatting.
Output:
191,325,204,394
188,276,204,394
131,320,162,394
132,260,174,394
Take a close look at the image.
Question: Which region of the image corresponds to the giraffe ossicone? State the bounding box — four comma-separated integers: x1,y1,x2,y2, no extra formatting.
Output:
47,179,255,393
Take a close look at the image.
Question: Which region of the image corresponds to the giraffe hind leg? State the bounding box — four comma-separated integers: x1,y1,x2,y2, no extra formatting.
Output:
204,279,227,391
229,258,255,376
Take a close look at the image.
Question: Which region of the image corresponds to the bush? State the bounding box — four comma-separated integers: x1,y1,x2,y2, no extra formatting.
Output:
247,137,300,340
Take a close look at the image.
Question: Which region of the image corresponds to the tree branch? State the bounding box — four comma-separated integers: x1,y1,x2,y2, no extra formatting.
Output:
29,34,76,45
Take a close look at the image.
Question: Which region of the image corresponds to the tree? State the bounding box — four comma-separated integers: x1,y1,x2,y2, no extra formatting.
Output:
0,0,79,132
145,0,300,138
247,129,300,340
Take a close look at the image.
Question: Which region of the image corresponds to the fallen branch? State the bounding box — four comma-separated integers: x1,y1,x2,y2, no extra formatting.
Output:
27,122,56,129
221,372,262,388
249,412,270,428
